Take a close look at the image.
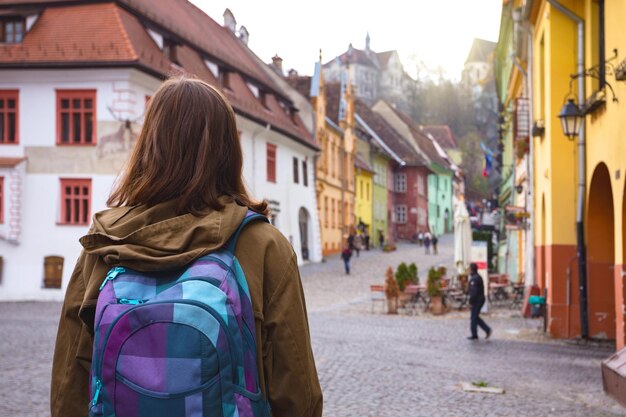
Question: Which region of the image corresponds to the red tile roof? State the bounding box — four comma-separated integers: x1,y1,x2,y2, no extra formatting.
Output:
0,157,27,168
388,107,452,170
354,99,428,167
420,125,458,149
0,1,315,148
323,46,380,69
0,4,139,64
285,75,313,101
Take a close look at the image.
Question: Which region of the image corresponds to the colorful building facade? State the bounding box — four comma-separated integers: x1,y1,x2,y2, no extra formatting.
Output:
309,64,356,256
355,155,374,236
499,0,626,350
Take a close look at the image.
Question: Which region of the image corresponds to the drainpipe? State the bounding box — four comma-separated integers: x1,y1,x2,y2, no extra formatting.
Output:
546,0,588,339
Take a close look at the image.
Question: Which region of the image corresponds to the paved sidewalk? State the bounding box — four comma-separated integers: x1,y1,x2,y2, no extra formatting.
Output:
0,235,623,416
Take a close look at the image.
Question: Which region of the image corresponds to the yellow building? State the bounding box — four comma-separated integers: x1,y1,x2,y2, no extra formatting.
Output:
355,155,374,237
311,59,356,256
530,0,626,349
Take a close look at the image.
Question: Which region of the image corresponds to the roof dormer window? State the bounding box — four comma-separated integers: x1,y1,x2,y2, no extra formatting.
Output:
163,38,178,64
259,90,268,109
219,69,231,90
247,82,259,98
1,18,25,43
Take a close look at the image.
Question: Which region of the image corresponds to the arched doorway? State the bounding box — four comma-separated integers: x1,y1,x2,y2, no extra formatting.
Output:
587,163,615,339
299,207,311,261
620,177,626,347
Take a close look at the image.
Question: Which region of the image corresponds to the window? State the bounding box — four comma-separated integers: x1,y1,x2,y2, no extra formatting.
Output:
259,91,268,109
331,198,335,228
0,18,25,43
43,256,64,289
56,90,96,145
0,90,18,144
395,205,407,224
59,178,91,225
163,38,178,64
219,69,231,90
302,160,308,186
324,196,329,227
366,182,370,201
293,157,299,184
395,173,407,193
0,177,3,223
266,143,276,183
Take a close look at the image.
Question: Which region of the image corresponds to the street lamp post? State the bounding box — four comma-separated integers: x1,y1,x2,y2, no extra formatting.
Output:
557,96,588,340
558,99,583,140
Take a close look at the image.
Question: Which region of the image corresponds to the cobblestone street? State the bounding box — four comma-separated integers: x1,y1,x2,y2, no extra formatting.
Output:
0,235,624,416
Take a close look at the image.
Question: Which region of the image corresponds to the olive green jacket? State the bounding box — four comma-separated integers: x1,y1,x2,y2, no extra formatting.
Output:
50,199,323,417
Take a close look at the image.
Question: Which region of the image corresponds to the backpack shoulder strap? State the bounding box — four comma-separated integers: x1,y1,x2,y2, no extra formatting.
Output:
225,210,270,254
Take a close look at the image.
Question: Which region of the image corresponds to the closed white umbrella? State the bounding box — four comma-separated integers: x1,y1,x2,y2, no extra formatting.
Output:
454,202,472,274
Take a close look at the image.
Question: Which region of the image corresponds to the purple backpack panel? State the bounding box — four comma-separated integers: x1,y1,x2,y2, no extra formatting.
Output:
89,211,270,417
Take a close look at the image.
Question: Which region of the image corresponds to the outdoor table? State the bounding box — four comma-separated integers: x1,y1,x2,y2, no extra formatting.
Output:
489,282,509,303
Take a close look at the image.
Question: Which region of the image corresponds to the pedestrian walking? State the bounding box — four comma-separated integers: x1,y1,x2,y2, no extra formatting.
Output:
418,231,424,247
348,230,356,252
432,234,439,255
424,232,431,254
364,229,370,251
379,231,385,249
467,263,492,340
341,244,353,274
354,233,362,257
50,77,323,417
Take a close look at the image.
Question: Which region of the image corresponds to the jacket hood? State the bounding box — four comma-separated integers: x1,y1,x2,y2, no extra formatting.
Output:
79,198,248,271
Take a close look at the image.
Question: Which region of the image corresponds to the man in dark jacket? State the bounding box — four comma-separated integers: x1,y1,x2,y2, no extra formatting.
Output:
468,263,492,340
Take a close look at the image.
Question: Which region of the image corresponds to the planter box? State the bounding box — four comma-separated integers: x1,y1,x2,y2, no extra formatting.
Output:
602,347,626,407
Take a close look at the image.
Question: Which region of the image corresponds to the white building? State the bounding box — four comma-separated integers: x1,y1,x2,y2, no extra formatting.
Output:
0,1,321,301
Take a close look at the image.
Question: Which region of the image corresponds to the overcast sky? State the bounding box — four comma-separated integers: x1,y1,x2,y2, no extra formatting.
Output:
191,0,503,81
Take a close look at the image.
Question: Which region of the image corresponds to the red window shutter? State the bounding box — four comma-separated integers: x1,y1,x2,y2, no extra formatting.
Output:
0,177,4,224
267,143,277,183
56,90,97,145
59,178,92,225
0,90,19,144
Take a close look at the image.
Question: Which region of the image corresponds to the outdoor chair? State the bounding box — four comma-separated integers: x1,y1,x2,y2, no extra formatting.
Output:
510,277,525,309
370,284,386,313
488,274,510,307
402,284,426,315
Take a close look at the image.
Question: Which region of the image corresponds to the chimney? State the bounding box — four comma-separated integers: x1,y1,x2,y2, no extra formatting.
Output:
288,69,298,79
272,54,283,72
223,8,236,33
239,25,249,45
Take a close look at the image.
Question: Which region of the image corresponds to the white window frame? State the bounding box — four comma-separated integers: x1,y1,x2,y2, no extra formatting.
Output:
395,205,407,224
395,173,407,193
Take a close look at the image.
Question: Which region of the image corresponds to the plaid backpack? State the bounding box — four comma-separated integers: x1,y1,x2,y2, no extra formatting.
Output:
89,211,270,417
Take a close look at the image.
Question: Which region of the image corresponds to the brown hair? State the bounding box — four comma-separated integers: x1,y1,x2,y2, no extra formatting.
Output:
107,76,268,215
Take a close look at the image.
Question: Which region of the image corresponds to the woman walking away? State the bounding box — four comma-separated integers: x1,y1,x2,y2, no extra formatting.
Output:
341,243,353,274
51,77,323,417
432,234,439,255
424,232,432,254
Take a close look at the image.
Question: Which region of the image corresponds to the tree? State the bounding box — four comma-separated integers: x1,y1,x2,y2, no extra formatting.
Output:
459,130,491,200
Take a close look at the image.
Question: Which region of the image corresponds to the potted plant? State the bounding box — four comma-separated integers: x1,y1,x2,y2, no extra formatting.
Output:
396,262,419,306
384,266,399,314
427,267,444,315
